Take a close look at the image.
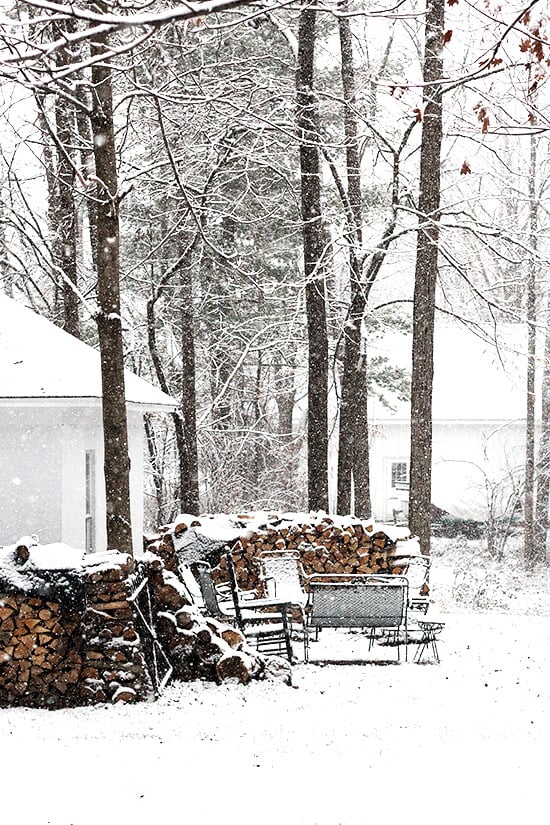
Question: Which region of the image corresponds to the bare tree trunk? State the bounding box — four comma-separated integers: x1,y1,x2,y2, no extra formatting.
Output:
525,130,538,569
296,3,329,513
35,101,63,311
336,11,370,518
73,83,99,274
534,287,550,563
179,265,199,514
144,412,166,525
146,288,199,517
409,0,444,556
0,184,11,294
54,91,79,337
252,351,263,497
90,18,133,555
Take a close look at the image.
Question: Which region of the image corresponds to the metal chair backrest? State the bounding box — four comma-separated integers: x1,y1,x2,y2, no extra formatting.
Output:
179,563,204,605
260,550,305,604
224,550,246,631
404,555,430,591
195,561,226,619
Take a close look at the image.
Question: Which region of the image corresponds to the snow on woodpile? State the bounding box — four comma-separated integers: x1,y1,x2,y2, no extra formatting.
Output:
0,547,155,708
155,511,421,594
0,537,86,610
0,536,289,708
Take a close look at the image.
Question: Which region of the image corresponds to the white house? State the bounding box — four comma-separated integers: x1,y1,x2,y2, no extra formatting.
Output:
367,322,535,524
0,293,177,554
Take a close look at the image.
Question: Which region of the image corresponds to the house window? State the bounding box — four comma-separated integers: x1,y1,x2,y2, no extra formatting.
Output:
85,450,96,552
391,461,409,489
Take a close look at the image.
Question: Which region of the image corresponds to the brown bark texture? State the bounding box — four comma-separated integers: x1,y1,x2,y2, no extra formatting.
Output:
409,0,444,555
90,18,133,555
336,12,371,518
296,4,329,513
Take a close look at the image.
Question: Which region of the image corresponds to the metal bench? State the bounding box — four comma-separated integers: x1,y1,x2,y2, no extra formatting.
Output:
305,574,409,662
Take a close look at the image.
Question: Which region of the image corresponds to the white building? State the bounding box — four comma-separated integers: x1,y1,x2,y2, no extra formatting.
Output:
0,294,176,553
367,323,534,523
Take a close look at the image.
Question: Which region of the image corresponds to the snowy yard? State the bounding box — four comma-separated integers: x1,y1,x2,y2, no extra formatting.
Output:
2,538,550,825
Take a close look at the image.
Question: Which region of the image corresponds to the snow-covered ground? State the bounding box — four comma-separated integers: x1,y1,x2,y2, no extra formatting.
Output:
2,535,549,825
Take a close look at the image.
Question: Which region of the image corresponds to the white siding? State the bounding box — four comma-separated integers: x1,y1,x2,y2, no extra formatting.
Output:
1,403,146,555
369,417,527,522
0,407,63,544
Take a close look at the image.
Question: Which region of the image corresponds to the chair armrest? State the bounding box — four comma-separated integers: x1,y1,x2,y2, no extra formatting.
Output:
261,575,277,597
237,597,291,610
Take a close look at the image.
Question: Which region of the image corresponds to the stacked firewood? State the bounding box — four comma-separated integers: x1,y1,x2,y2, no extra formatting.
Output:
145,536,290,685
0,594,83,707
212,515,410,593
155,606,266,685
79,553,153,705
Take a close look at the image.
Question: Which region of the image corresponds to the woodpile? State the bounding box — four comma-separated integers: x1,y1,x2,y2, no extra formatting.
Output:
155,606,266,685
0,534,290,708
2,512,411,708
0,552,155,708
146,545,290,685
211,515,412,593
0,594,83,707
79,553,153,706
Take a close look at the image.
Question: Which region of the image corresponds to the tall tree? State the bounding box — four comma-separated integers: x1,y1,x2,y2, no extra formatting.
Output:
534,289,550,563
52,16,80,338
409,0,444,555
526,127,543,567
90,10,133,555
336,11,370,518
524,130,537,569
296,2,329,512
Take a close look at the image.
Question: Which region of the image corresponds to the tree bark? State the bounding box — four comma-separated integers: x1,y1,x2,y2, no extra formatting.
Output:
409,0,444,556
54,95,79,337
0,183,11,294
179,265,199,514
145,216,202,517
336,11,370,518
534,288,550,564
296,3,329,513
90,16,133,555
525,130,539,568
73,81,99,275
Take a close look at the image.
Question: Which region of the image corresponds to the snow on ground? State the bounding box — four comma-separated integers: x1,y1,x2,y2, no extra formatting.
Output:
1,535,549,825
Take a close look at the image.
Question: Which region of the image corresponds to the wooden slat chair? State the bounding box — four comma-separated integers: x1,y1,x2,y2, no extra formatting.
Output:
194,561,235,619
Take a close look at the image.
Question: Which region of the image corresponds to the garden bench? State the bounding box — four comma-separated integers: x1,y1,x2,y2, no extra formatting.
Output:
305,574,409,663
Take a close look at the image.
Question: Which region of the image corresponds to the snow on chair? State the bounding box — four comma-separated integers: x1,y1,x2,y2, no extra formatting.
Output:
259,549,308,659
305,574,409,663
196,555,294,662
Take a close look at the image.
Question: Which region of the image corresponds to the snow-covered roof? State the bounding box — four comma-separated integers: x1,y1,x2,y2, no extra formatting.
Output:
368,321,534,422
0,293,177,410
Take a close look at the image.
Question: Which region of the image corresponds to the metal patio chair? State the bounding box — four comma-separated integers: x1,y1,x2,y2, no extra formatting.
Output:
401,554,431,613
196,557,294,662
259,549,307,604
259,549,308,659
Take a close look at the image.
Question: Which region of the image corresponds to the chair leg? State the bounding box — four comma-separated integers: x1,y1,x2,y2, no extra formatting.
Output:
368,627,376,651
281,608,293,663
